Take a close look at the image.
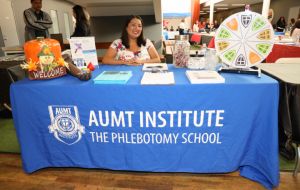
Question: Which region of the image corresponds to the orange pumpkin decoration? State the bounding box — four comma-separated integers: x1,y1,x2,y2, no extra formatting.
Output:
24,38,62,63
23,38,67,80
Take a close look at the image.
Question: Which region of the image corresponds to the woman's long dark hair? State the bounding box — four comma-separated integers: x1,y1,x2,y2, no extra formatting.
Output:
121,15,146,49
277,16,286,25
291,20,300,36
73,5,90,26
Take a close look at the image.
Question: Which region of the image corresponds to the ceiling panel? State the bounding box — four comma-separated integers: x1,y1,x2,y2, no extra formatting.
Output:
66,0,152,7
64,0,161,23
201,0,264,13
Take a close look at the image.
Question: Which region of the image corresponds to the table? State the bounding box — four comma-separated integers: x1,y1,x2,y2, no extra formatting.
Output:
0,58,25,111
11,65,279,189
202,35,214,45
165,31,180,40
266,44,300,63
258,63,300,176
1,46,24,56
189,33,214,45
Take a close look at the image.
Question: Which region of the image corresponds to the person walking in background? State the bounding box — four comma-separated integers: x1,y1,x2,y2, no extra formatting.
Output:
71,5,91,37
289,18,296,31
23,0,52,41
205,19,211,29
193,21,199,32
179,19,186,35
276,16,286,32
213,20,219,29
198,21,206,31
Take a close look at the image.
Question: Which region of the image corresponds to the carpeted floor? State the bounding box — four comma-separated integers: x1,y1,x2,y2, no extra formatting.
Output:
0,118,20,153
0,117,296,171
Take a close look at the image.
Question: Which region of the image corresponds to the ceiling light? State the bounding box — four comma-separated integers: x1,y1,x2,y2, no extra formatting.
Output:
204,0,224,7
232,4,245,6
215,4,228,7
199,0,210,4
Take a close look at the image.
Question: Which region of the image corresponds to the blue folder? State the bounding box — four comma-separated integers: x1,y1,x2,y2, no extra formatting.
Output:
93,71,132,84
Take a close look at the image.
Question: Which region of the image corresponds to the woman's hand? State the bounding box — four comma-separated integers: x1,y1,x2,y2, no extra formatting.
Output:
124,58,143,66
132,58,144,65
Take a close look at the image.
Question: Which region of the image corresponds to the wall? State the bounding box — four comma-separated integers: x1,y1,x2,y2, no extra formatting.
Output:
0,27,4,56
11,0,74,45
270,0,300,25
0,28,4,47
90,15,162,49
202,0,300,26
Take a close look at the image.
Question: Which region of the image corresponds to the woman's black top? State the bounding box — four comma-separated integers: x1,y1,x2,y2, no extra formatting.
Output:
276,20,286,32
71,22,91,37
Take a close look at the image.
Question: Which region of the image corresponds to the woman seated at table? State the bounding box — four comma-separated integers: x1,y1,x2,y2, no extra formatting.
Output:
102,15,161,65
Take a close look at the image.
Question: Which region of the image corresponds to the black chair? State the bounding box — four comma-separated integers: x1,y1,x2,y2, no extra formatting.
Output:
50,33,65,50
2,64,26,111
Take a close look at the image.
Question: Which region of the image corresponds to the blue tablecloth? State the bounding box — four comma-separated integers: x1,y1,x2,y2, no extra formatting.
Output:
10,65,279,189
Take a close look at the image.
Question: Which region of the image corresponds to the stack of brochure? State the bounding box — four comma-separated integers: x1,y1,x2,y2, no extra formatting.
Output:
141,72,175,85
93,71,132,84
141,63,174,85
142,63,168,72
186,70,225,84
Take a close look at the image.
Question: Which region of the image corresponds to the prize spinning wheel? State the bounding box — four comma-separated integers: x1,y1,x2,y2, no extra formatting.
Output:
215,11,274,69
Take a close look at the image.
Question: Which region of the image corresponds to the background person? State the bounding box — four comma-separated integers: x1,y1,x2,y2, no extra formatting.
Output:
291,20,300,42
23,0,52,41
276,16,286,32
71,5,91,37
179,19,186,35
289,18,296,31
193,21,199,32
213,20,219,29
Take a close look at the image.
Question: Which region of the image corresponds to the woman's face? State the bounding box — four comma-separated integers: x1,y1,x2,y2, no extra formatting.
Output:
126,18,142,39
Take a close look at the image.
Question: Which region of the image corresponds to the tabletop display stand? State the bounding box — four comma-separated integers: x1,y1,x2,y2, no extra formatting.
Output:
218,64,261,77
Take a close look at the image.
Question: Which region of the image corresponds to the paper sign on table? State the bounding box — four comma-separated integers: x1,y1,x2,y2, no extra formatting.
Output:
69,37,98,69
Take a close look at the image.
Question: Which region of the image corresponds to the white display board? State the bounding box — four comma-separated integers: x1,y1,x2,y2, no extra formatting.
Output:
215,11,274,69
69,37,98,69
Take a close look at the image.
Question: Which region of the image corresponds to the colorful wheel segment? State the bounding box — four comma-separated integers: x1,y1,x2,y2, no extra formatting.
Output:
215,11,274,68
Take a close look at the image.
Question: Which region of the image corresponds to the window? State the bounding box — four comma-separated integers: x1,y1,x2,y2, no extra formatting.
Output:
50,10,59,34
64,13,71,39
